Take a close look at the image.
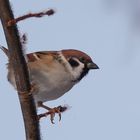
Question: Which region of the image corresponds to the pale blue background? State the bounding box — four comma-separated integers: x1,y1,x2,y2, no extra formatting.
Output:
0,0,140,140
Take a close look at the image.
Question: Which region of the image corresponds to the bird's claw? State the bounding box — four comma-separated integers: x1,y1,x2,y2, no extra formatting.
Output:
38,105,67,124
37,101,67,123
47,107,62,124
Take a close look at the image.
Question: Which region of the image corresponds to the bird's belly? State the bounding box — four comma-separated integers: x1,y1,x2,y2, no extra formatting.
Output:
31,70,75,103
33,80,74,103
7,62,76,104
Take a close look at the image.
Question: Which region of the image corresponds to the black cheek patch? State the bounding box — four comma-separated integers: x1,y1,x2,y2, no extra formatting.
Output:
68,58,79,67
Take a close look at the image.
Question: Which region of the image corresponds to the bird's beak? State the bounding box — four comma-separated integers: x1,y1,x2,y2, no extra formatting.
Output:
87,62,99,70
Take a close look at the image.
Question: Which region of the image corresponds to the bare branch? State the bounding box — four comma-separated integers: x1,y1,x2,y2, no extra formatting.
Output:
8,9,55,26
0,0,41,140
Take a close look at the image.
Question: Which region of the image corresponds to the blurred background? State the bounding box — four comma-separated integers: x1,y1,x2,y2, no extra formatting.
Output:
0,0,140,140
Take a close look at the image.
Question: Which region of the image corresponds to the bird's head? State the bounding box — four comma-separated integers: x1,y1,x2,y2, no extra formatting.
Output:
61,49,99,82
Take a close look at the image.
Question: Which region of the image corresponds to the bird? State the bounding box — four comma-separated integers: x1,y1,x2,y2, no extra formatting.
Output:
1,46,99,123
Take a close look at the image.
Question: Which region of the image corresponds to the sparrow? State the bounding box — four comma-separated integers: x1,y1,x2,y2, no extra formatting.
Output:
1,46,99,123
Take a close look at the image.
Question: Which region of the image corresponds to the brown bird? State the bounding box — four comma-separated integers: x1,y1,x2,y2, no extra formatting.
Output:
1,47,99,123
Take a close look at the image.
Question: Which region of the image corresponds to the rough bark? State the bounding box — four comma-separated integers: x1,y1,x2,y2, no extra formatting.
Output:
0,0,41,140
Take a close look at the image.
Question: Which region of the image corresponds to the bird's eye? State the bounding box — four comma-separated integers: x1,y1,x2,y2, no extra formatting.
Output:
68,58,79,67
79,57,85,63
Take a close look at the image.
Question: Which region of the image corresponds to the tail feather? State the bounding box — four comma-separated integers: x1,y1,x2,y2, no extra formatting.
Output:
0,46,9,57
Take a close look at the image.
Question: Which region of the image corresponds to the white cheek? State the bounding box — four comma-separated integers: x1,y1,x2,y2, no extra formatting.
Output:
58,51,84,80
71,61,84,80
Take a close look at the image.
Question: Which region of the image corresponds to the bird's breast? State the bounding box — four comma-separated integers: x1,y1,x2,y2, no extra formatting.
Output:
30,66,75,103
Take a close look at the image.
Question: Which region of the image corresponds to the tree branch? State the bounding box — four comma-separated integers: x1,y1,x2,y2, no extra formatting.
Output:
8,9,55,26
0,0,41,140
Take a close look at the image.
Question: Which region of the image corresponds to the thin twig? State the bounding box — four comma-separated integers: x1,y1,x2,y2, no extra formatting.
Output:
8,9,55,26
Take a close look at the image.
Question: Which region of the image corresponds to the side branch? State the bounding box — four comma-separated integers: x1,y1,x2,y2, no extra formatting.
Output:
8,9,55,26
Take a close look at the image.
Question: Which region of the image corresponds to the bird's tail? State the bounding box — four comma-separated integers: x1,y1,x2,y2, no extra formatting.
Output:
0,46,28,62
0,46,9,57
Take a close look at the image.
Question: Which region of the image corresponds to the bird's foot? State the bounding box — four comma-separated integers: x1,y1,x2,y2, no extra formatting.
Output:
37,101,67,124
